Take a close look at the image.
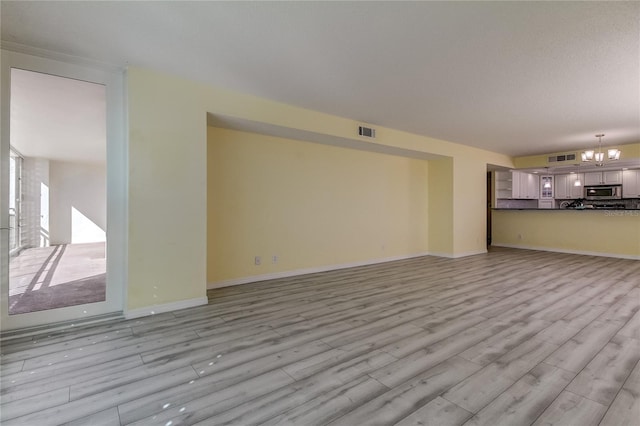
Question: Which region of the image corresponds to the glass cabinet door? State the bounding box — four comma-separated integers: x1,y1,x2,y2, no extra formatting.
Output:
540,175,553,199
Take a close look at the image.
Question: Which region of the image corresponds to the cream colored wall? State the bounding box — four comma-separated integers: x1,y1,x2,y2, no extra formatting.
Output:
492,210,640,258
453,156,489,255
428,158,453,255
514,142,640,169
127,71,208,309
208,127,429,284
126,66,513,311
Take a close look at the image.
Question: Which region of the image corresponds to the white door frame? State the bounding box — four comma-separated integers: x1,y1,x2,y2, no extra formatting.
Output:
0,48,128,331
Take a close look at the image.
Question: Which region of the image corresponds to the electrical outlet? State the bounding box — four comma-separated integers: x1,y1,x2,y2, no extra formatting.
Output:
272,255,278,264
254,256,261,266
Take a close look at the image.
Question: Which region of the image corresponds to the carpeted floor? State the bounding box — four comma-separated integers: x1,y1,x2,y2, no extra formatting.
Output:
8,242,106,314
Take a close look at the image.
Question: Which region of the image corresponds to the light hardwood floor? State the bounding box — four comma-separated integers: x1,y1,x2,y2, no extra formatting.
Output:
1,247,639,425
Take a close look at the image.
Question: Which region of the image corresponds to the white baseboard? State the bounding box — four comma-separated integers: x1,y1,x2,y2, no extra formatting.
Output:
0,312,124,341
208,249,488,290
492,243,640,260
124,297,209,320
429,249,488,259
208,252,434,289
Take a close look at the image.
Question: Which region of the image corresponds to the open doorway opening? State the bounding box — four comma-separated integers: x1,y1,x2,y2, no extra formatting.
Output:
487,171,492,246
8,68,107,315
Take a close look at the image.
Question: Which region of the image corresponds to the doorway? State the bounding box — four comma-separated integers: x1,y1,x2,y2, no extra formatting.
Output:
486,171,492,246
1,50,126,331
8,69,107,315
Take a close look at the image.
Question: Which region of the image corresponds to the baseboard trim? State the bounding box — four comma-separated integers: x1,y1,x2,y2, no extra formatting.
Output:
124,297,209,320
428,249,488,259
208,252,433,289
0,312,124,341
492,243,640,260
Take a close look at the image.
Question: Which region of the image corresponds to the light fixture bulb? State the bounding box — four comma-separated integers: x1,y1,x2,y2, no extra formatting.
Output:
582,150,594,161
608,149,620,160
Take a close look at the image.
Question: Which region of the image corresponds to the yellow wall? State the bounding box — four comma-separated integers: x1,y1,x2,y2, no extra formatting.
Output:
126,66,513,311
514,143,640,169
208,127,429,284
492,210,640,258
428,158,453,255
453,156,489,255
127,70,208,309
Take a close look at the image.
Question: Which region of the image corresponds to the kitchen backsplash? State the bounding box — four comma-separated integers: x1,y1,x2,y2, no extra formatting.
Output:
495,199,538,209
495,198,640,209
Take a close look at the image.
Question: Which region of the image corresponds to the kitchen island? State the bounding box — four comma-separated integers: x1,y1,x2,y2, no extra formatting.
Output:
492,208,640,259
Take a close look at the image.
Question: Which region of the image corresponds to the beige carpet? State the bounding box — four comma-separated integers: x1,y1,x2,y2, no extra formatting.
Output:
9,242,106,315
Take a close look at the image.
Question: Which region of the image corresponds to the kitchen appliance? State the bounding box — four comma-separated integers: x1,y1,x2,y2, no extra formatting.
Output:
584,185,622,200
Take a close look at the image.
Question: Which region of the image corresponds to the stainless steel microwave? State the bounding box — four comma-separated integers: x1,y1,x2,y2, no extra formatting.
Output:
584,185,622,200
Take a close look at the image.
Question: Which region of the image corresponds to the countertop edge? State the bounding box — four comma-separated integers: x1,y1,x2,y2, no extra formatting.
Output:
493,208,640,211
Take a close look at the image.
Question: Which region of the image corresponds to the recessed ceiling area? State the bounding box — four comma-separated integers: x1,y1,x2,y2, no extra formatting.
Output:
2,1,638,157
10,68,106,164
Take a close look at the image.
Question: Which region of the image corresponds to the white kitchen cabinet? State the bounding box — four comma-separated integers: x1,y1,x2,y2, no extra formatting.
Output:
511,171,522,198
570,173,585,198
604,170,622,184
555,173,584,199
585,170,622,185
555,174,569,199
584,172,600,186
513,171,539,199
526,173,540,199
539,175,553,199
622,169,640,198
494,171,513,199
495,171,539,199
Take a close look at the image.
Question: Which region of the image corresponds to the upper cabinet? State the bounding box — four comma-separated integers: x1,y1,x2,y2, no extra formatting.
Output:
495,171,513,199
555,173,584,199
522,172,540,199
539,175,553,199
496,171,539,199
584,170,622,185
622,170,640,198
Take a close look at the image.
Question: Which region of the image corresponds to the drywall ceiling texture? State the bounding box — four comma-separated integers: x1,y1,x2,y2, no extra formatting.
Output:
1,1,639,156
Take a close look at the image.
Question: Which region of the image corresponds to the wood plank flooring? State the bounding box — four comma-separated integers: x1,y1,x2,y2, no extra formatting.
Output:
1,247,639,425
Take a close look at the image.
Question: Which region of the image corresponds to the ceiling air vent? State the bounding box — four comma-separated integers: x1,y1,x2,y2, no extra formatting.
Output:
358,126,376,139
548,153,576,163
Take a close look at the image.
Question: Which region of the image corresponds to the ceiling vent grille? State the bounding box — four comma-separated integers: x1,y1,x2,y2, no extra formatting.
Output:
358,126,376,139
548,153,576,163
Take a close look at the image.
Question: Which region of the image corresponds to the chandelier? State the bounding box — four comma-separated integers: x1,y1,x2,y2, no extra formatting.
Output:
581,134,620,167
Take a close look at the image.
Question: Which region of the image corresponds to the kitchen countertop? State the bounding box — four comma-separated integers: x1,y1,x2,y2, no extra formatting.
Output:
493,208,640,211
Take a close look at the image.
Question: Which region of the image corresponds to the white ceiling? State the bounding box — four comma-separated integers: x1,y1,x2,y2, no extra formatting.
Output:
10,68,106,164
2,1,638,157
